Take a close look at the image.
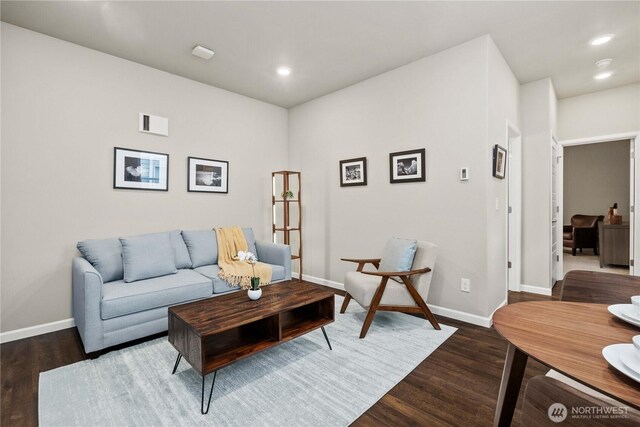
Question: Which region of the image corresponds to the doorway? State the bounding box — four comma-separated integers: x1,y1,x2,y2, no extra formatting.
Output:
558,133,640,278
507,122,522,294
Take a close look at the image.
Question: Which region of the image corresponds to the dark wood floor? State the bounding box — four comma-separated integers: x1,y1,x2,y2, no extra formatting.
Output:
1,282,560,427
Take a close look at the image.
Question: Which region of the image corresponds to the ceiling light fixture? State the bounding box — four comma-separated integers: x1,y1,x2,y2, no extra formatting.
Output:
192,45,214,60
277,66,291,76
595,58,613,69
590,34,614,46
594,71,613,80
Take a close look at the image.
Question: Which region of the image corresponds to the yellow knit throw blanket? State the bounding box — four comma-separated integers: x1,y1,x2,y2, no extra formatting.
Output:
216,226,272,289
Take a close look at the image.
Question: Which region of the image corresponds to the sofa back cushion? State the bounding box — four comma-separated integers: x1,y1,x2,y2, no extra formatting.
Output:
170,230,192,269
120,233,177,283
182,230,218,268
242,227,259,259
182,228,258,267
77,238,123,283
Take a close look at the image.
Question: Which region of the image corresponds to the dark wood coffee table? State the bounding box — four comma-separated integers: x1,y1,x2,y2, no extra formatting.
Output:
168,280,335,414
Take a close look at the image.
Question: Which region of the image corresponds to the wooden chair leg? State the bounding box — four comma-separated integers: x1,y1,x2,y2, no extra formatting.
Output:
359,277,389,339
340,293,352,313
400,276,441,330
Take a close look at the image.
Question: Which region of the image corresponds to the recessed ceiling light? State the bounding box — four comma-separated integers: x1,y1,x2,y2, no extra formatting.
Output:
590,34,614,46
277,66,291,76
594,71,613,80
595,58,613,69
192,45,214,60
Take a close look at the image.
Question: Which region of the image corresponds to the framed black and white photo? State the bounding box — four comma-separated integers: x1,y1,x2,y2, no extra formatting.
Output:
389,148,426,184
188,156,229,193
113,147,169,191
339,157,367,187
493,144,507,179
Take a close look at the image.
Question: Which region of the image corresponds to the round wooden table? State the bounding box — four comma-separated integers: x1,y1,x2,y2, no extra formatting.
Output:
492,301,640,426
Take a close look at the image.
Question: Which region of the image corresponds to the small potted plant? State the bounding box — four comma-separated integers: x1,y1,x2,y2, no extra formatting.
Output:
281,190,294,200
238,250,261,300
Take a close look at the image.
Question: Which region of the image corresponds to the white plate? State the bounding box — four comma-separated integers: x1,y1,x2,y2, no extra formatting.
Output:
620,346,640,375
603,344,640,384
620,305,640,322
608,304,640,328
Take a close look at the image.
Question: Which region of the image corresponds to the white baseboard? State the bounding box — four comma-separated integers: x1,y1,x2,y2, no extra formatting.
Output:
296,272,493,328
520,284,553,296
292,272,345,291
2,273,506,343
0,318,75,344
428,304,494,328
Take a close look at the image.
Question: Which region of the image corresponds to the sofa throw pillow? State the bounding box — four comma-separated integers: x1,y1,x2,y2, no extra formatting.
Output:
242,227,259,260
120,233,177,283
181,230,218,268
170,230,193,269
77,238,123,283
379,237,418,272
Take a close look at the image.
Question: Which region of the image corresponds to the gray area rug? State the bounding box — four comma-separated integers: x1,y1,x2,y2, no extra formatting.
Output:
40,295,456,426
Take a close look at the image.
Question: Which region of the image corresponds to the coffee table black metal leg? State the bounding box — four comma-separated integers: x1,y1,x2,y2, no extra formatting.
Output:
321,326,332,350
201,371,217,415
171,353,182,374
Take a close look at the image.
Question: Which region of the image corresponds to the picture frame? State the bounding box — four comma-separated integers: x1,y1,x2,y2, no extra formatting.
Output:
339,157,367,187
113,147,169,191
389,148,426,184
187,156,229,193
493,144,507,179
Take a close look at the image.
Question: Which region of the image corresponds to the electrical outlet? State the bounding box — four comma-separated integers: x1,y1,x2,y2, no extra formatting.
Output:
461,278,471,293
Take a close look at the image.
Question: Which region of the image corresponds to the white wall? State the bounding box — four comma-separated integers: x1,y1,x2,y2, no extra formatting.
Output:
289,36,518,322
520,78,557,290
563,140,630,223
558,83,640,140
1,24,288,332
486,39,520,311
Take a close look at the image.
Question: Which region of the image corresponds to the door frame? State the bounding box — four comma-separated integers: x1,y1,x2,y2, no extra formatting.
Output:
559,131,640,276
506,121,522,295
552,134,563,283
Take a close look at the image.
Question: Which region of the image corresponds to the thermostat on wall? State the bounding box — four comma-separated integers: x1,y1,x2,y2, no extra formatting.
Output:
460,167,469,181
139,113,169,137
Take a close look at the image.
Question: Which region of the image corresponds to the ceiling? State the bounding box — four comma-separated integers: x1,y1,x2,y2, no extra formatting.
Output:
1,1,638,108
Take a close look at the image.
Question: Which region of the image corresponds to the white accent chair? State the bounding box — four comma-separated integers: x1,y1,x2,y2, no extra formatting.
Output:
340,241,440,338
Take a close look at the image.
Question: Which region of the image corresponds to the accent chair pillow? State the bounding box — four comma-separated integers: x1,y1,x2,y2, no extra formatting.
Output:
77,238,123,283
379,237,418,272
181,230,218,268
120,233,177,283
170,230,193,269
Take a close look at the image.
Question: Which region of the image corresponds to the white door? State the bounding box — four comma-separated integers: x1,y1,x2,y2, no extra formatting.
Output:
551,136,561,284
507,124,522,292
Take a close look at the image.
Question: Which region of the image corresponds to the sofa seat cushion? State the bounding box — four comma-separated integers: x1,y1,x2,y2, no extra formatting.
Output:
563,231,572,240
101,270,212,320
193,265,236,294
268,263,285,282
345,271,414,307
195,262,286,294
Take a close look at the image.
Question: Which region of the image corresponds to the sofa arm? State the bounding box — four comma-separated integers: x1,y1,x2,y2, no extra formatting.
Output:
256,241,292,281
72,257,104,353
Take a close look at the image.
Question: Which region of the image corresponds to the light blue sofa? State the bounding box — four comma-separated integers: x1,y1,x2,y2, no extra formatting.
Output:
72,228,291,354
